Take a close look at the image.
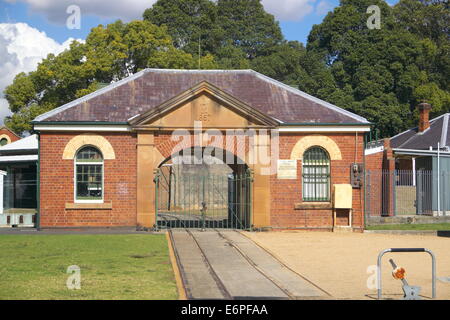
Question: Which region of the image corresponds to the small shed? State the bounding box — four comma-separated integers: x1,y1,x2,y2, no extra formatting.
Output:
391,106,450,215
0,134,38,227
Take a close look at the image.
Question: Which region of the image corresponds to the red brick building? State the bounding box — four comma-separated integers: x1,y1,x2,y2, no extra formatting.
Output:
33,69,370,231
0,126,20,146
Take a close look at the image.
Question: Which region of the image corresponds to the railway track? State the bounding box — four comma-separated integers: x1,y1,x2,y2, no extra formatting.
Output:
164,214,327,299
214,228,296,300
164,214,231,299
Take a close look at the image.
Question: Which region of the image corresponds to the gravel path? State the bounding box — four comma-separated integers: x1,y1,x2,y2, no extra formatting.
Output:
244,231,450,300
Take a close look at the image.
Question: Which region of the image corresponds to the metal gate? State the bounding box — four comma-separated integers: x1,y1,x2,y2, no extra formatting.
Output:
154,166,253,229
365,170,437,217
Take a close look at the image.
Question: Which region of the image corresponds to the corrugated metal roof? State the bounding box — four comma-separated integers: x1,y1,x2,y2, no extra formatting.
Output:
34,69,369,125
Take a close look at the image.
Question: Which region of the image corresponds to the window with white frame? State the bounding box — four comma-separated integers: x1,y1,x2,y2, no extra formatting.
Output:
302,146,330,202
75,146,103,202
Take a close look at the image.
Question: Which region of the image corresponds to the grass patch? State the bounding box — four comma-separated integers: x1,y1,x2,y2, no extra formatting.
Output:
0,234,178,300
367,223,450,231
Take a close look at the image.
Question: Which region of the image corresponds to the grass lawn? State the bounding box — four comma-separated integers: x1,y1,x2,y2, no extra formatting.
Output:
366,223,450,231
0,234,178,300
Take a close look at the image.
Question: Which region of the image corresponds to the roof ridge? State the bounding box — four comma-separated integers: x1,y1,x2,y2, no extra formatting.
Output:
249,70,369,124
145,68,254,73
33,69,149,122
441,113,449,147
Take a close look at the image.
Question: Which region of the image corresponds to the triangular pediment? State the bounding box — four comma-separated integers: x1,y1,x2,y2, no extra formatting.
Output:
129,81,278,128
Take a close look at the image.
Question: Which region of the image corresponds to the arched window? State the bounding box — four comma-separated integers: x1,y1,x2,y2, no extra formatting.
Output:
0,138,8,146
302,147,330,202
75,146,103,202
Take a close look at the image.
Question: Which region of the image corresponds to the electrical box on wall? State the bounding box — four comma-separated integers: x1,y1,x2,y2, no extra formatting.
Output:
350,163,364,188
333,184,353,209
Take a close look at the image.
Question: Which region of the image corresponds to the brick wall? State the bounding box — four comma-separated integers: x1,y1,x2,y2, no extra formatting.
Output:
365,139,396,217
0,127,20,144
39,132,137,227
365,138,394,171
270,133,365,231
39,130,367,230
154,131,250,161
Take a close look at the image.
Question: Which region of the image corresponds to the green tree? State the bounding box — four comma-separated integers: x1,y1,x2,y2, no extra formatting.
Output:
144,0,285,61
4,20,216,134
305,0,449,137
216,0,283,59
143,0,221,56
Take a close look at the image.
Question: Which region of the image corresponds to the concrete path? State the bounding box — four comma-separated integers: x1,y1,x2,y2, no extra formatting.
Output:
170,229,327,300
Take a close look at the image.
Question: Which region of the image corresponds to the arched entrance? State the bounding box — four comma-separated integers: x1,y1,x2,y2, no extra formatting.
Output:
154,147,252,229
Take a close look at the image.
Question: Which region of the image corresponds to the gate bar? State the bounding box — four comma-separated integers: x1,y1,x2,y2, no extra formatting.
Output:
153,169,160,230
377,248,436,299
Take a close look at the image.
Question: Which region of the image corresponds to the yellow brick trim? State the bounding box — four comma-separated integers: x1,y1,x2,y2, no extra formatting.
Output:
290,135,342,160
0,134,11,145
62,134,116,160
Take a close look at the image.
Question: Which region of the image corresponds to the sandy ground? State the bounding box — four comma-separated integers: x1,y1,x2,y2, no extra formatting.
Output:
243,231,450,300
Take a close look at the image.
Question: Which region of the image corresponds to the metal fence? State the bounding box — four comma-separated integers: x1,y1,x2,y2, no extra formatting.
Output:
365,170,450,217
155,165,252,229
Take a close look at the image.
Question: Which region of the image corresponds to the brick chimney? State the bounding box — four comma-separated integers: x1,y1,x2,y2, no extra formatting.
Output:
417,103,432,133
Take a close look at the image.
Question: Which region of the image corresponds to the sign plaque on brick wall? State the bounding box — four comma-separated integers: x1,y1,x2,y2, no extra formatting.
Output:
277,160,297,179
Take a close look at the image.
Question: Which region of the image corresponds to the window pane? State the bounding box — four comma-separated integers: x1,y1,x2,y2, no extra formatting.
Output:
303,147,330,201
76,147,103,162
76,164,102,200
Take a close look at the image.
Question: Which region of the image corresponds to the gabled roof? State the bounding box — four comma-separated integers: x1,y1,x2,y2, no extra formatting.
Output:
33,69,369,125
130,81,279,127
391,113,450,150
0,125,21,138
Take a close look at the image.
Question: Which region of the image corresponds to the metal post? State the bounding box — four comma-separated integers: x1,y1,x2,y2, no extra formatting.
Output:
438,142,441,216
248,169,254,231
367,171,371,219
201,175,206,231
393,170,397,216
154,169,160,231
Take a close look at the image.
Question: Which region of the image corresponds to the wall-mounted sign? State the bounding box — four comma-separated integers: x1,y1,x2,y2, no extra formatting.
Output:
277,160,297,179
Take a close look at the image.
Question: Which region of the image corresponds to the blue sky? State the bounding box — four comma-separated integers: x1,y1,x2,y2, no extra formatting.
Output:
0,0,341,45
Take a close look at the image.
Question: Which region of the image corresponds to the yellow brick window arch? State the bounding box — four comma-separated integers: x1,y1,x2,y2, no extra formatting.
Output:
0,134,11,146
290,135,342,161
62,134,116,160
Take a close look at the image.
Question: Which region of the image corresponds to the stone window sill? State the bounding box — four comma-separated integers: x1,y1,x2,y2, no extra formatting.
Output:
294,202,332,210
65,202,113,210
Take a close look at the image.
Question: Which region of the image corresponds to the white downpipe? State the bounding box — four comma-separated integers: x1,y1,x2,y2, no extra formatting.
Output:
437,143,441,216
0,170,6,214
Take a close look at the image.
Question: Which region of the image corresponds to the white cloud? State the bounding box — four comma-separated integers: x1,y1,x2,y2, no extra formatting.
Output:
0,23,82,125
262,0,316,22
5,0,158,24
316,1,333,16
